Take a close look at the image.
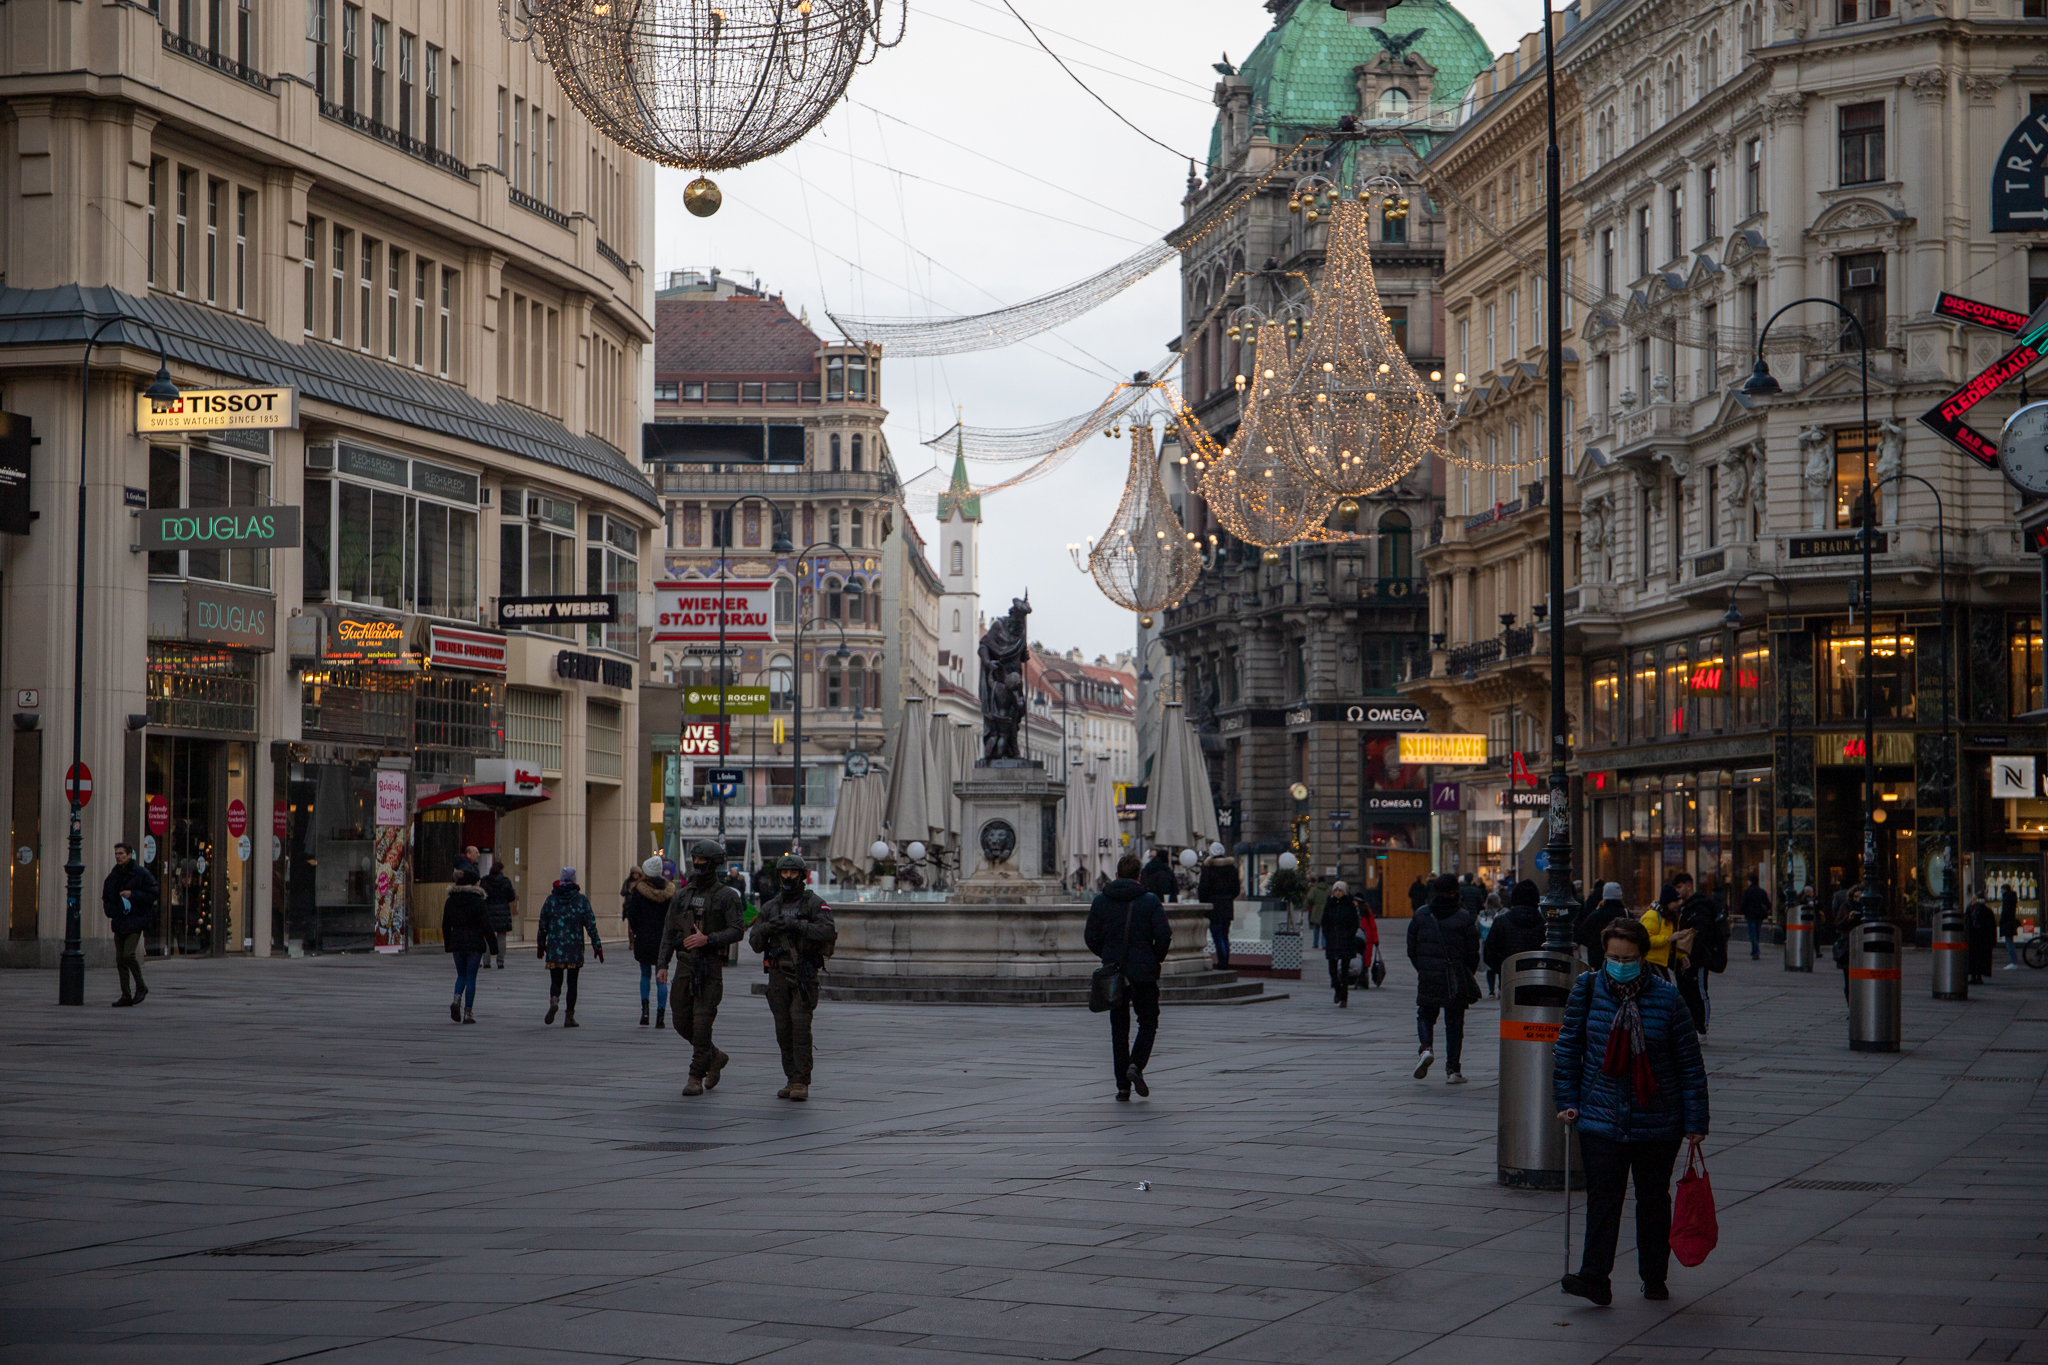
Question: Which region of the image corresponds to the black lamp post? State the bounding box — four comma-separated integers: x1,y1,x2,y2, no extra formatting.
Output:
63,320,179,1006
1876,472,1954,935
1724,570,1791,920
1537,0,1578,951
1743,300,1877,930
703,496,791,846
788,541,861,859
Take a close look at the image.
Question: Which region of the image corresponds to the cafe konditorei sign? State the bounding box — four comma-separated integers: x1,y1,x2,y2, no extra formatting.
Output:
137,387,297,432
142,506,302,552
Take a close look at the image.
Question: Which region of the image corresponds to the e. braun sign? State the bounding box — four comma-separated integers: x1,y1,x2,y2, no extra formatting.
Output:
652,580,776,645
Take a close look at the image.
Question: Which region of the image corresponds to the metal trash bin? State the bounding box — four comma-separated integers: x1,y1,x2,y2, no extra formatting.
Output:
1847,919,1902,1052
1784,898,1816,972
1930,909,1969,1001
1497,946,1585,1189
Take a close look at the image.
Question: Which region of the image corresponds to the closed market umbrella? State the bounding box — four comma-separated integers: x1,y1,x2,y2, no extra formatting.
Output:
1145,703,1219,853
885,696,933,848
1060,756,1093,892
1087,754,1121,886
924,706,955,847
827,772,885,875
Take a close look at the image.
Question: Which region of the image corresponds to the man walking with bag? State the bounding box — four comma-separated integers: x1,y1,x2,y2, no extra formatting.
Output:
657,841,745,1096
1085,852,1173,1101
750,854,837,1101
103,843,157,1007
1409,873,1481,1084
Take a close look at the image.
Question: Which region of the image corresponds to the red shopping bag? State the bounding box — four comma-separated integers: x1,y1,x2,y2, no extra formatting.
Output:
1669,1144,1718,1267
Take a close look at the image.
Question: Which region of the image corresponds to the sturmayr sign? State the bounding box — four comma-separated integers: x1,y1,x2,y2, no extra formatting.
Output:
141,506,302,551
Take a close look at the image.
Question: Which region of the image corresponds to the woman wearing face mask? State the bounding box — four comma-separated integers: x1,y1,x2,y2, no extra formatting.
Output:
1553,917,1709,1307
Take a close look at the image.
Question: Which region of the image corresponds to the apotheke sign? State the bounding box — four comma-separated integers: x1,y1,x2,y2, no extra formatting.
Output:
142,507,301,551
137,386,297,432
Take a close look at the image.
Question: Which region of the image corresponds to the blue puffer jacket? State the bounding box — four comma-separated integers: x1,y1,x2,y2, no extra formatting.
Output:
1552,970,1709,1142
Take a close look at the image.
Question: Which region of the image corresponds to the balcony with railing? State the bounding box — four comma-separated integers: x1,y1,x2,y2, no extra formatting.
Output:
510,186,571,228
161,28,273,92
318,100,473,180
596,237,632,276
1444,638,1503,677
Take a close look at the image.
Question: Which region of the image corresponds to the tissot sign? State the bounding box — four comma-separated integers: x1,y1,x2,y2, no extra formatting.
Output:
652,580,776,644
137,386,296,432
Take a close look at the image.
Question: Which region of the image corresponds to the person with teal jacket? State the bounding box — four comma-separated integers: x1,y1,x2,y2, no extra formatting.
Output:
537,868,602,1027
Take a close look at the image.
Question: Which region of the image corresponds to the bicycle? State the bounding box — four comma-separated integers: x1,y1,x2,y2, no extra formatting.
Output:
2024,932,2046,970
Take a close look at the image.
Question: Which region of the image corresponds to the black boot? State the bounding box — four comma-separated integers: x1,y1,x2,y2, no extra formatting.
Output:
655,1007,665,1029
640,1001,650,1027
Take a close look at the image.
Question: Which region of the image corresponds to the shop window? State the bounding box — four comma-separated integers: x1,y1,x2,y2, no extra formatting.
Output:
149,437,274,588
1629,648,1661,742
2011,615,2044,717
415,674,502,752
147,643,258,732
1689,634,1726,733
1591,657,1621,746
1823,616,1916,721
1833,425,1880,527
1734,627,1772,728
1664,641,1692,736
507,686,563,775
587,700,623,778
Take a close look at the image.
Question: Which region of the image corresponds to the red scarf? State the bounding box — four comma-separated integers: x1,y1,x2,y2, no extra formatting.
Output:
1598,973,1659,1101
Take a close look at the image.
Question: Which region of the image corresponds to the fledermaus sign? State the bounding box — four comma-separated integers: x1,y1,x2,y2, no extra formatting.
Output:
142,506,302,551
496,595,617,628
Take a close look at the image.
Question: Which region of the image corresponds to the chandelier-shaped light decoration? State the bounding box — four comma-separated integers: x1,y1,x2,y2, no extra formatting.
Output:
1087,423,1201,612
1197,322,1338,547
505,0,903,212
1281,198,1447,496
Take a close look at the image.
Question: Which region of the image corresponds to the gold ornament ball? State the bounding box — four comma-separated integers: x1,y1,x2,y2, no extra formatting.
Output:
1262,548,1282,565
684,177,723,218
1338,498,1360,522
1139,614,1155,629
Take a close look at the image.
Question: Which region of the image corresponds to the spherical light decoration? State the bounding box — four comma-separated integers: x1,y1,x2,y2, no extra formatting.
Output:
1338,498,1360,522
1196,321,1337,547
508,0,902,183
1262,548,1282,565
683,176,723,217
907,841,926,860
1179,848,1198,868
1280,199,1447,498
1278,851,1298,871
1087,424,1201,613
870,839,890,860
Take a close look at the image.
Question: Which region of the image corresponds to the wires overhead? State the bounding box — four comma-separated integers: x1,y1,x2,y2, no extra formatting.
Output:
995,0,1201,162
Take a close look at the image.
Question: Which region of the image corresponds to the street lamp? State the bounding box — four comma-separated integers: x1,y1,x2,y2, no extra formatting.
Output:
1725,571,1791,920
1537,0,1577,952
1744,300,1877,929
63,318,179,1006
703,496,792,846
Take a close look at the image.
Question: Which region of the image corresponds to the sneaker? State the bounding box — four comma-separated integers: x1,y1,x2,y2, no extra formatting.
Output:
1115,1089,1131,1102
1642,1283,1669,1301
1446,1071,1468,1085
1414,1050,1434,1080
682,1077,704,1096
450,1002,462,1024
2005,962,2020,971
705,1050,731,1090
545,1000,559,1024
1562,1273,1612,1305
1126,1065,1149,1098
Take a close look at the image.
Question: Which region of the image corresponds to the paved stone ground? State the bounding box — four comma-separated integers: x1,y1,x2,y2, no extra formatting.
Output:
2,942,2044,1365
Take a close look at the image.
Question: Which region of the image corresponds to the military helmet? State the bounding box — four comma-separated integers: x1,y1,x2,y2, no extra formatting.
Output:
776,854,807,872
690,839,727,863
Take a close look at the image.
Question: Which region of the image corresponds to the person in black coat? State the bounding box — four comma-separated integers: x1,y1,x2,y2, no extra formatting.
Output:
2000,885,2022,969
1085,852,1174,1101
1194,846,1241,968
1576,882,1626,956
1966,892,1998,983
441,870,491,1024
1674,876,1727,1036
102,843,158,1007
1408,875,1429,911
1739,874,1771,960
623,856,675,1028
1408,873,1482,1083
1321,885,1363,1006
1139,848,1178,904
1483,878,1548,978
480,866,517,969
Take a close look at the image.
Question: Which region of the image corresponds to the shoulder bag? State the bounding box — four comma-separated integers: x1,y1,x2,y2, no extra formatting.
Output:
1089,898,1137,1014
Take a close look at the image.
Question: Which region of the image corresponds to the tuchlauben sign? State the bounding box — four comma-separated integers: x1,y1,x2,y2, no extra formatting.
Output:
137,387,297,432
142,506,301,551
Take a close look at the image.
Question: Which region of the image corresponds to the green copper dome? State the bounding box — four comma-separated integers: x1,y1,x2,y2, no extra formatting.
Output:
1209,0,1493,166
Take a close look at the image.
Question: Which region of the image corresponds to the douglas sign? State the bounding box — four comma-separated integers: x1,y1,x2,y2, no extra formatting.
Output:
142,506,301,551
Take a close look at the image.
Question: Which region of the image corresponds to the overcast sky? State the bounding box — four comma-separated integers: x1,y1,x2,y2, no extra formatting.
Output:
652,0,1533,662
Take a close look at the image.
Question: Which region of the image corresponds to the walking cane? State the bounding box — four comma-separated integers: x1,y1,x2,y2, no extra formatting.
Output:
1562,1116,1575,1276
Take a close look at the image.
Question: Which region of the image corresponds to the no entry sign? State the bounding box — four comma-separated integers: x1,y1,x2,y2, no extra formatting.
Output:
64,763,92,808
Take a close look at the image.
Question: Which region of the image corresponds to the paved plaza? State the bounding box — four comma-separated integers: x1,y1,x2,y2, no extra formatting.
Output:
2,944,2044,1365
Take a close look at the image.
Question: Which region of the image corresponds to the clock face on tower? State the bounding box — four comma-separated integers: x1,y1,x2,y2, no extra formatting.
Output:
1993,109,2048,233
1999,401,2048,496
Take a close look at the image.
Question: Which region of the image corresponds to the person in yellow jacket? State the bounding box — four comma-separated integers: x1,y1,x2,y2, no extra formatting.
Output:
1638,878,1696,973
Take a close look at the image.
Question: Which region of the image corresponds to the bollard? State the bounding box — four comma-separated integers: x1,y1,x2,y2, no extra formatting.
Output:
1930,909,1969,1001
1846,919,1902,1052
1497,946,1585,1189
1784,897,1816,972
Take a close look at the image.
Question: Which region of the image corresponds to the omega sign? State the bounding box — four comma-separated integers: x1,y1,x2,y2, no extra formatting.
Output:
142,506,302,551
1350,704,1428,727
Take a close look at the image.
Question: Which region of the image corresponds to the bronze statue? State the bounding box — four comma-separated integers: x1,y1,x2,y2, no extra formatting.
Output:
977,595,1032,762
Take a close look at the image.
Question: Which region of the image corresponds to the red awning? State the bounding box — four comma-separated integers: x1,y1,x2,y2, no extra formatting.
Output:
416,781,552,814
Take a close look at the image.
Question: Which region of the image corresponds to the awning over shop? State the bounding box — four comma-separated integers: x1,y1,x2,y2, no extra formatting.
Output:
416,782,552,814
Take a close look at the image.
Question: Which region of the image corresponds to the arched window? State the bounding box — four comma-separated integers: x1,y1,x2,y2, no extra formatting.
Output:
825,576,844,621
825,660,843,708
1376,87,1410,118
773,576,794,625
847,658,866,712
830,433,842,471
1378,510,1413,581
851,434,863,471
949,541,964,576
844,579,865,626
769,653,794,711
952,609,961,631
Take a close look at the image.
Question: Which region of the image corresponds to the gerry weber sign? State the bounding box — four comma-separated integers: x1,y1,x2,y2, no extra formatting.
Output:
137,387,297,432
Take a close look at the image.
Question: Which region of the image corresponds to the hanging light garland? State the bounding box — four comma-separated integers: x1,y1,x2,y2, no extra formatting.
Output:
1076,423,1201,614
1279,196,1447,498
1195,321,1338,547
502,0,903,214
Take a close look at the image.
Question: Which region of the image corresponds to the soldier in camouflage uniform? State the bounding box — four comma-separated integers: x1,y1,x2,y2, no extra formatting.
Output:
656,840,745,1097
749,854,837,1101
